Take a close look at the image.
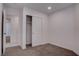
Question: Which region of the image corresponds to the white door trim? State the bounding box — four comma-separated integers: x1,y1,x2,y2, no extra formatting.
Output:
0,3,2,56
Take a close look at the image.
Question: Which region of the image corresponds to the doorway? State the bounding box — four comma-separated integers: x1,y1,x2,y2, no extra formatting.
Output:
26,15,32,48
2,11,12,55
5,18,11,44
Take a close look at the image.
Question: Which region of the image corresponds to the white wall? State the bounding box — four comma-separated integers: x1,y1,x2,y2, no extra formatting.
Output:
18,8,23,48
0,3,2,56
22,7,48,49
48,5,75,52
48,4,79,55
74,4,79,55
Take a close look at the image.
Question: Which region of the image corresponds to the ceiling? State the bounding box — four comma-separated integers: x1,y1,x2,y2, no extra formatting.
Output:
4,3,75,15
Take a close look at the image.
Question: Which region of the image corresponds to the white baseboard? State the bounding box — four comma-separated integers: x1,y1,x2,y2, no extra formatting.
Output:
32,41,47,47
49,41,79,55
6,43,20,48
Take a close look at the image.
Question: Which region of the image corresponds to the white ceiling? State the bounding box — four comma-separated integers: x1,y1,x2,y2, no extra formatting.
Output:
4,3,75,15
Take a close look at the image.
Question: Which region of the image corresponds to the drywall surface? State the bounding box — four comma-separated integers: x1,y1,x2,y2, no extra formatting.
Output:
74,4,79,55
48,4,79,55
48,6,76,53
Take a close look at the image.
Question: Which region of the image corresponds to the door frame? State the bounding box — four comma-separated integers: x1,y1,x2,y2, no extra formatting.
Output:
2,10,6,55
1,11,4,55
0,4,2,56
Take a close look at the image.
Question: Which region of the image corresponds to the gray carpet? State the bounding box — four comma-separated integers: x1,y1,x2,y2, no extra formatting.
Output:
4,44,77,56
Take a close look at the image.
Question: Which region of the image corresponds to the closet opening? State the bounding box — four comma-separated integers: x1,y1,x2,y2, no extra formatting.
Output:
26,15,32,48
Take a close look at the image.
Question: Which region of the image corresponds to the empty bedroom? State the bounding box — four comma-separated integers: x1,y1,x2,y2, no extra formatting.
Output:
0,3,79,56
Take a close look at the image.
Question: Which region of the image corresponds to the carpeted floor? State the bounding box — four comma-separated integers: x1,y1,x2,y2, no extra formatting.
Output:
4,44,77,56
